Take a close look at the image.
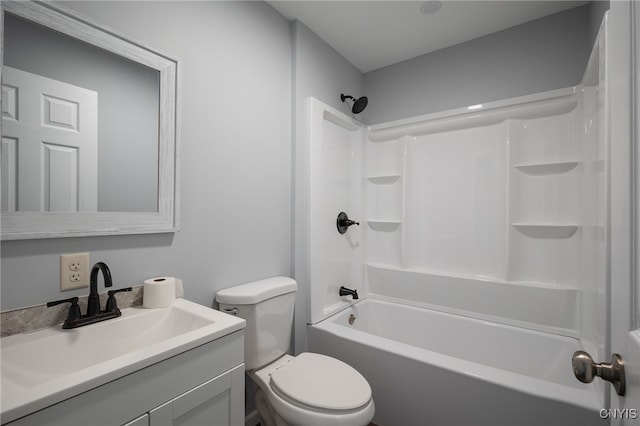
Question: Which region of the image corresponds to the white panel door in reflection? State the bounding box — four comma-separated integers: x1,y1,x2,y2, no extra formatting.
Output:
1,66,97,212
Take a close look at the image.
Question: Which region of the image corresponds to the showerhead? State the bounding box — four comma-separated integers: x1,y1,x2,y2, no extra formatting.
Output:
340,93,368,114
352,96,368,114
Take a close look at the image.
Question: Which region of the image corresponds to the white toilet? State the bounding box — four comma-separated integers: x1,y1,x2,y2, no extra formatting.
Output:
216,277,374,426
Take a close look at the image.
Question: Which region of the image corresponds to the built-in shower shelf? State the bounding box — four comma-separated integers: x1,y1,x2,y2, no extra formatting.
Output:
367,220,401,232
367,174,402,184
513,161,580,176
512,223,579,238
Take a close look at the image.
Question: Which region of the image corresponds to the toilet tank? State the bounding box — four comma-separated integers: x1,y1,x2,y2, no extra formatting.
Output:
216,277,297,370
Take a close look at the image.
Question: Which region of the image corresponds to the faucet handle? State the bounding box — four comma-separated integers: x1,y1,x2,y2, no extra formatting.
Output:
47,297,82,322
105,287,133,313
337,212,360,234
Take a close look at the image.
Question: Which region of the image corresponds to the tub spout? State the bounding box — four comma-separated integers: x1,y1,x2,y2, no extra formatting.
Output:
339,286,359,300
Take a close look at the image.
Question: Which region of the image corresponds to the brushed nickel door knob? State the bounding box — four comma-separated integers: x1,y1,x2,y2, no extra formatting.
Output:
572,350,626,396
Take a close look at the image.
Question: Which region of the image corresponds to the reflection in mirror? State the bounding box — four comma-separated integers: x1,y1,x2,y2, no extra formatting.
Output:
2,13,159,213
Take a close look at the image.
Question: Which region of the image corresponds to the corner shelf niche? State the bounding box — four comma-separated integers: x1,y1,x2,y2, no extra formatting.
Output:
513,161,580,176
367,174,402,184
512,223,579,239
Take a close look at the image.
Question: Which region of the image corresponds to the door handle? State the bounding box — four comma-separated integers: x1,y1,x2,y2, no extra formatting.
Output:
572,351,626,396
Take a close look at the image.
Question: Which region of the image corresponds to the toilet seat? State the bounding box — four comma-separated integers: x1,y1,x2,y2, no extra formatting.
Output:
250,353,375,426
270,352,372,412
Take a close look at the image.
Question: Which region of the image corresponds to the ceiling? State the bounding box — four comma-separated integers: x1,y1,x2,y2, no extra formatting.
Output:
268,1,590,73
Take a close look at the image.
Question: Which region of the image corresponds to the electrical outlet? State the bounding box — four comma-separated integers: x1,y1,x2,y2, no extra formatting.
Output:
60,252,90,291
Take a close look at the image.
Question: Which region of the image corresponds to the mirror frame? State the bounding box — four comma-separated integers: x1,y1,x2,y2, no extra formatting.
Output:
1,1,180,240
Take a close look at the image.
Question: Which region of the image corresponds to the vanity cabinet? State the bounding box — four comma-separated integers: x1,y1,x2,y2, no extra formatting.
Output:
121,367,242,426
6,331,244,426
148,369,240,426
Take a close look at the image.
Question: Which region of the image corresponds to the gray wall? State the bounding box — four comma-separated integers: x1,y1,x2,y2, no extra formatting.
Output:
362,4,601,124
4,13,159,212
292,20,364,353
293,21,365,116
1,1,292,311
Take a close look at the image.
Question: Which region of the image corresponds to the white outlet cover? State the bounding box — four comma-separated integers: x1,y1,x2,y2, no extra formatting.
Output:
60,252,90,291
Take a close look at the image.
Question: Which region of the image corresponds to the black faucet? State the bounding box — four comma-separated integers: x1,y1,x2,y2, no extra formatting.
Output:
339,286,359,300
47,262,132,329
87,262,113,317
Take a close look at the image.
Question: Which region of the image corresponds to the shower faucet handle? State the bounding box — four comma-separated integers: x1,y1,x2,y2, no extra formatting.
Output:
337,212,359,234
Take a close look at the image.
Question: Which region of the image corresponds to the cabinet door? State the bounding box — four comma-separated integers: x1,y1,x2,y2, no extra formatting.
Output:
149,365,244,426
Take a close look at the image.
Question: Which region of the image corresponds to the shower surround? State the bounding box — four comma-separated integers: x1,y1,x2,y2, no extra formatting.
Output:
297,16,609,426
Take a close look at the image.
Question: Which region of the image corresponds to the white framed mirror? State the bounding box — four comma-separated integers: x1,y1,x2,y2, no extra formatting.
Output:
1,1,180,240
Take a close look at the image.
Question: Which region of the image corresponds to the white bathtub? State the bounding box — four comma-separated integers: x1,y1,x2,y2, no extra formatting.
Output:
308,299,602,426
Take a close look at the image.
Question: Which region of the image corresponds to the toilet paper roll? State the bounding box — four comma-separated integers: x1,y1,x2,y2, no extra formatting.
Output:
143,277,180,308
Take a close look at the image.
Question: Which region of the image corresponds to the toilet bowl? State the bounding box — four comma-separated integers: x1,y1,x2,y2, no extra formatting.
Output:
216,277,374,426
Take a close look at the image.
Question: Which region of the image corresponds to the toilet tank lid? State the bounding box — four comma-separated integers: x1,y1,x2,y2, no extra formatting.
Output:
216,276,297,305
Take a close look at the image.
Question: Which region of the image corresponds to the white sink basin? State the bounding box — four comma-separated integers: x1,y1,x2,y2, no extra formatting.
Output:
1,299,245,422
